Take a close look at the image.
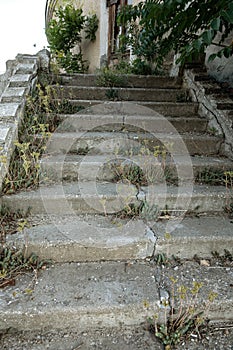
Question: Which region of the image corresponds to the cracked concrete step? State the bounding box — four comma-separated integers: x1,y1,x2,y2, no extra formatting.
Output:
54,99,199,117
0,261,232,333
57,114,207,134
8,215,154,262
51,73,183,88
40,154,233,183
8,215,233,262
44,131,223,156
2,182,232,215
51,85,187,102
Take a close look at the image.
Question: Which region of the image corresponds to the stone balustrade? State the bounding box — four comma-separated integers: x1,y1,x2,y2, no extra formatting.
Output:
0,50,49,192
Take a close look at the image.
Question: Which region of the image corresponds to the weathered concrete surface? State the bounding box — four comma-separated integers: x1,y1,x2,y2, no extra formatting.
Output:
0,262,160,332
52,85,185,102
0,261,232,333
53,73,182,88
8,217,155,262
69,100,199,117
40,153,233,183
45,131,222,156
1,326,233,350
2,182,232,215
7,215,233,262
155,216,233,258
57,113,207,133
71,100,199,117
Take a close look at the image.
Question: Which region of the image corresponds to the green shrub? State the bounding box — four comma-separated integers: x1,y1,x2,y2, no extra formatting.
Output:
46,5,98,73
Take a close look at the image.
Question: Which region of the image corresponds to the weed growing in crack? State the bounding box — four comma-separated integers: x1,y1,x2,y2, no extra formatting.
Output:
146,280,218,349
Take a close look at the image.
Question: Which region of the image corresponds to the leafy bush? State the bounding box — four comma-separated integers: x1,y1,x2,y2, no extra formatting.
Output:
118,0,233,69
46,5,98,73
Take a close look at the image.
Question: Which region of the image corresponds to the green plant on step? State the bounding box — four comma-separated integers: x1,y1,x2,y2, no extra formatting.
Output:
207,126,218,136
196,167,226,185
146,279,218,349
113,163,147,187
116,202,143,219
176,91,189,102
211,249,233,266
105,88,119,101
46,5,98,73
96,66,128,88
0,245,50,289
0,205,30,244
112,143,173,186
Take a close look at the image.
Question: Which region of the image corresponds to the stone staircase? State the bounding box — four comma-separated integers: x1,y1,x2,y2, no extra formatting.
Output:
1,73,233,337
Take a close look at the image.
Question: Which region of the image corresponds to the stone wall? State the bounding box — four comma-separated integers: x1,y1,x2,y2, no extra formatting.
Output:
184,69,233,159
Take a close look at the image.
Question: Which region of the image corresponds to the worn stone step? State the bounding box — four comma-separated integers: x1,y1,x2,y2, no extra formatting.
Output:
0,260,232,333
44,131,222,156
51,85,187,102
51,73,183,88
217,99,233,110
2,182,232,215
8,214,233,262
40,154,233,183
54,99,199,117
57,114,207,134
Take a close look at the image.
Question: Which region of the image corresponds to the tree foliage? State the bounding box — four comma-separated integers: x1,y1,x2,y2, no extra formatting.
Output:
118,0,233,68
46,5,98,73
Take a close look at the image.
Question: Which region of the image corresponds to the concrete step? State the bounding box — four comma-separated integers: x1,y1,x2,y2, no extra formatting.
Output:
53,99,199,117
40,154,233,183
8,215,233,262
0,261,232,333
8,215,154,262
155,216,233,259
44,131,222,156
51,73,183,88
2,182,232,215
51,85,187,102
0,261,160,332
57,114,207,134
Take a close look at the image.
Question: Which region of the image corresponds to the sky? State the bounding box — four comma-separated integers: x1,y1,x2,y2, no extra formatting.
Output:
0,0,48,73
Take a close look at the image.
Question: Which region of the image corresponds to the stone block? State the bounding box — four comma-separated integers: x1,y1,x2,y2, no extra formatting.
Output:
0,103,20,120
1,87,28,103
9,74,31,87
0,126,11,144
